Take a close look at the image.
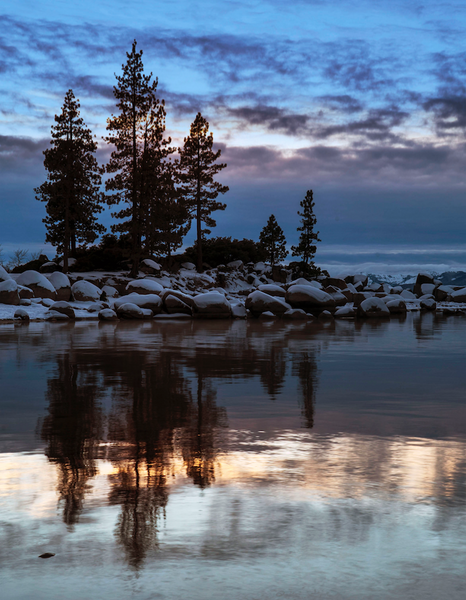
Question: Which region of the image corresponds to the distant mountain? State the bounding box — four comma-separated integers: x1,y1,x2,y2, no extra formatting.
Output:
367,271,466,288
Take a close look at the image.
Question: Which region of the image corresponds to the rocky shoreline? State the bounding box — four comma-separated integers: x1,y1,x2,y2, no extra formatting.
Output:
1,260,465,323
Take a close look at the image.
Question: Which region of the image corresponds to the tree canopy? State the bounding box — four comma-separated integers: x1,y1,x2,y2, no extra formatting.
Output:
259,214,287,267
291,189,321,269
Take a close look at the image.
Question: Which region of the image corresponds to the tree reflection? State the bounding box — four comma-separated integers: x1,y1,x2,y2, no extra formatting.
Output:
41,355,103,528
293,352,319,428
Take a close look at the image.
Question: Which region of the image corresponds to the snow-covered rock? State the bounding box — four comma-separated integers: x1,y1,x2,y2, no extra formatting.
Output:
357,297,390,318
257,284,286,298
114,293,162,314
40,261,60,273
420,297,436,311
98,308,119,321
258,310,277,320
14,307,30,321
87,302,108,313
386,298,407,314
181,262,196,271
16,270,56,300
102,285,119,298
334,305,356,318
400,289,416,300
0,279,20,305
71,280,101,302
227,260,243,269
41,298,55,307
318,310,334,320
161,289,195,307
126,279,164,295
50,301,76,319
164,294,192,315
140,259,162,274
46,310,70,321
421,283,436,296
286,285,335,311
231,303,247,319
0,265,12,282
451,287,466,303
245,291,291,317
193,291,231,319
116,302,153,319
18,285,34,299
414,272,435,296
283,308,312,320
48,272,71,301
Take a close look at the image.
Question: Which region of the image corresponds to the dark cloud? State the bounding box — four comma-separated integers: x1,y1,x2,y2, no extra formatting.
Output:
226,105,309,135
318,95,364,114
314,106,409,140
0,135,46,168
424,96,466,131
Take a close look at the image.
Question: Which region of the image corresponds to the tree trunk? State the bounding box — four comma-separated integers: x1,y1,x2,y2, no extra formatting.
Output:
130,83,139,278
196,143,202,272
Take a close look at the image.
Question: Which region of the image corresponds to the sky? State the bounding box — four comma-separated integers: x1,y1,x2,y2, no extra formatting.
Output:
0,0,465,273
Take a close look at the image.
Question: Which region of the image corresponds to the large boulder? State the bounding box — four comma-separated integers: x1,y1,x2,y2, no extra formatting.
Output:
164,294,192,315
420,297,436,311
140,259,162,275
322,277,347,290
334,305,356,318
324,286,347,306
161,289,195,308
40,261,60,273
413,272,434,297
18,285,34,299
48,272,71,302
283,308,313,320
192,291,232,319
400,289,416,300
49,302,75,319
357,297,390,318
116,303,153,319
385,298,407,314
126,278,164,295
434,285,452,302
285,285,335,312
257,284,286,298
451,287,466,303
16,270,56,300
231,303,247,318
114,293,162,314
14,308,30,321
0,279,20,305
71,280,101,302
245,291,291,317
98,308,119,321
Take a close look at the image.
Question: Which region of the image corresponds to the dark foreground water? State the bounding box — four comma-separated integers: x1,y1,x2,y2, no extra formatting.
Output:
0,314,465,600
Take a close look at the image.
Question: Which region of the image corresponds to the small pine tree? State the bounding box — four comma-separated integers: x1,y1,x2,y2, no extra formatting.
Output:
35,89,104,272
259,214,287,267
178,112,229,271
291,189,321,269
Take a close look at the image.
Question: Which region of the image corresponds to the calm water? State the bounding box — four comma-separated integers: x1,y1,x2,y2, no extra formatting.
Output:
0,315,465,599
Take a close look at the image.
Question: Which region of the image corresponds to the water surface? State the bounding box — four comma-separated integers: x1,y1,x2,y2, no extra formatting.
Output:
1,314,465,599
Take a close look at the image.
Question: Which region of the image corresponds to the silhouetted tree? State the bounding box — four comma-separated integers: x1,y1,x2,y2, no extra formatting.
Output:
178,112,229,271
35,89,104,272
291,189,320,269
259,214,287,266
105,40,167,277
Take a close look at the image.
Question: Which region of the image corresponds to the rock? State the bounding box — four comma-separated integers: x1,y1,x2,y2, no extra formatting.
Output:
0,279,20,305
353,274,368,287
451,287,466,303
245,291,291,317
322,277,347,290
257,284,286,298
400,289,416,300
164,294,192,315
48,272,71,302
318,310,334,320
227,260,243,269
46,310,70,321
283,308,312,320
258,310,277,320
38,553,55,559
87,302,109,313
0,265,12,282
271,265,288,284
357,297,390,318
193,291,232,319
181,262,196,271
16,270,56,300
161,289,195,307
140,258,162,274
434,285,451,301
41,298,55,307
126,278,164,295
20,299,32,306
287,277,321,289
231,303,247,318
285,285,335,312
50,302,75,319
413,272,434,297
40,261,60,273
334,305,356,318
102,285,119,298
420,298,437,311
18,285,34,299
391,286,403,294
365,283,383,292
98,308,119,321
71,280,101,302
324,287,347,306
114,293,162,314
386,298,407,314
253,262,267,273
14,308,30,321
352,292,375,306
116,302,153,319
420,283,436,296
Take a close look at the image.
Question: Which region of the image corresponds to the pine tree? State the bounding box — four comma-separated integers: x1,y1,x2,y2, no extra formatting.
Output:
178,113,229,271
259,214,287,267
105,40,167,277
291,189,321,269
35,90,104,272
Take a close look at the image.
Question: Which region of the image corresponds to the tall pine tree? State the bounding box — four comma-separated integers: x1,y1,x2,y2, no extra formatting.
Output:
105,40,169,276
178,113,228,271
35,90,104,272
259,214,287,267
291,189,321,269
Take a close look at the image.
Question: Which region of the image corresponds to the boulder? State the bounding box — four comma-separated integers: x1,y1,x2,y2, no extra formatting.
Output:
48,272,71,302
114,293,163,314
400,289,416,300
0,265,12,282
353,274,368,287
46,310,70,321
161,289,195,308
19,299,32,306
18,285,34,299
14,308,30,321
258,310,277,320
322,277,347,290
98,308,119,321
41,298,55,307
434,285,451,302
386,298,407,314
420,283,436,297
164,294,192,315
257,284,286,298
181,262,196,271
357,297,390,318
334,305,356,318
413,272,434,297
192,291,232,319
126,278,164,295
116,302,153,319
283,308,312,320
0,279,20,305
285,285,335,312
365,283,383,292
231,304,247,319
245,291,291,317
451,287,466,303
50,302,75,319
140,259,162,274
87,302,109,313
352,292,375,306
16,270,56,300
102,285,119,299
324,286,347,306
40,261,60,273
227,260,243,270
420,297,436,311
318,310,334,320
287,277,321,289
71,280,101,302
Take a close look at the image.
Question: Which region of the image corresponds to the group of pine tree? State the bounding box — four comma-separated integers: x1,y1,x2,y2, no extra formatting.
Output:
35,41,320,275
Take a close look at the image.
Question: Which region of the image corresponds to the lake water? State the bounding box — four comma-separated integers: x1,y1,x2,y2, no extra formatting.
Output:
1,314,465,599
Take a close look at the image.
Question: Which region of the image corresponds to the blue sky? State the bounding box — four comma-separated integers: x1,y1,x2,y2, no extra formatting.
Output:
1,0,465,270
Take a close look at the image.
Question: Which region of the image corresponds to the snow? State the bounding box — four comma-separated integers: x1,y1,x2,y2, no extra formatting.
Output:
126,279,164,294
181,262,196,270
0,279,18,293
71,280,101,301
47,272,70,290
142,259,162,270
287,285,333,304
193,291,231,311
16,270,56,292
0,265,12,282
